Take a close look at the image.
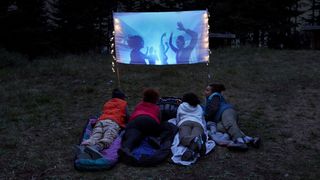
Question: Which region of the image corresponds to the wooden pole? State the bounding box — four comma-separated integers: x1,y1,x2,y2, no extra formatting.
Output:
115,61,121,89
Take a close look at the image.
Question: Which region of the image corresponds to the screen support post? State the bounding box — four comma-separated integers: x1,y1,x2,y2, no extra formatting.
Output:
115,61,121,89
206,49,212,85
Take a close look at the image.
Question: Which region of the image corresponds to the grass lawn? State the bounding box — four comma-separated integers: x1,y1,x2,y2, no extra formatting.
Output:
1,48,320,179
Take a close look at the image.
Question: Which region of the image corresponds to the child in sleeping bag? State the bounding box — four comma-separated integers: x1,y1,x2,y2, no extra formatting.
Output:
77,88,129,159
176,93,207,161
119,88,161,155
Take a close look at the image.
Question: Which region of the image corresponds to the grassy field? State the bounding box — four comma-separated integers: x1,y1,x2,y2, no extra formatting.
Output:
1,48,320,179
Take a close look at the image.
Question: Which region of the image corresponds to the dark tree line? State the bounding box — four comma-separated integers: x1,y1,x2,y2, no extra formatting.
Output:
305,0,320,25
0,0,319,58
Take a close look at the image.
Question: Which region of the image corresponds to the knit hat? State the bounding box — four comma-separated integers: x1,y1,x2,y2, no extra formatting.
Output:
112,88,126,99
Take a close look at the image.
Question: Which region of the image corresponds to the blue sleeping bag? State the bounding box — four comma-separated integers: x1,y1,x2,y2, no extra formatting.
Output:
120,122,178,166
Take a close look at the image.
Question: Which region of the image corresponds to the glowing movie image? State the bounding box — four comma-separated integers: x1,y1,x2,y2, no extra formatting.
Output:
113,10,209,65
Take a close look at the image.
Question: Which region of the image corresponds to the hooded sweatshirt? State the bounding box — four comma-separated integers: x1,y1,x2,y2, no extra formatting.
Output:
176,102,206,130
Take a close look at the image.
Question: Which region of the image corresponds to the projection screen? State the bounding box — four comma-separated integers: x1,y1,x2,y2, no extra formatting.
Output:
113,10,209,65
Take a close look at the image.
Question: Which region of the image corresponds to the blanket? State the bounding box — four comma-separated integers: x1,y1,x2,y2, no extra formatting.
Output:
168,118,216,166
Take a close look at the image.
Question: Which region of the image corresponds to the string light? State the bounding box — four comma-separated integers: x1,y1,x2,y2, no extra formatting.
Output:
111,57,116,73
204,55,209,62
204,42,209,49
114,24,121,32
203,13,208,19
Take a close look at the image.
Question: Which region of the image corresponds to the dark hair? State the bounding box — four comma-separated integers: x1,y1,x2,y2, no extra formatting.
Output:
127,35,143,49
143,88,159,104
208,83,226,93
112,88,126,100
182,93,200,107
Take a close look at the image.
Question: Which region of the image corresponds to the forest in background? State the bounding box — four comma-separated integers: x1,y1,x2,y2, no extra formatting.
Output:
0,0,319,58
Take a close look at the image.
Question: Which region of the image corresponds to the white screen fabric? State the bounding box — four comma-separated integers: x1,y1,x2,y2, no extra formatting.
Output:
113,10,209,65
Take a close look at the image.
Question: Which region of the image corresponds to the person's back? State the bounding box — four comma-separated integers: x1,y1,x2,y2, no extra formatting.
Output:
78,88,129,160
177,102,204,128
130,101,160,124
120,88,161,152
176,93,206,161
205,91,233,123
99,97,128,128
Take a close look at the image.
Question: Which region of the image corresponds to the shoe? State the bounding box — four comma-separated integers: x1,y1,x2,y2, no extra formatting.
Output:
227,141,248,152
199,134,207,156
192,134,207,156
77,152,92,159
148,137,161,149
181,148,195,161
250,137,261,148
74,145,85,154
84,146,104,160
74,145,92,159
118,147,130,156
118,147,137,163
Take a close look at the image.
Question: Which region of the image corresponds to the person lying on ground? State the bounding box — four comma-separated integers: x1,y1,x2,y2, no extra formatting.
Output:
119,88,161,154
204,83,261,151
176,92,207,161
76,88,129,159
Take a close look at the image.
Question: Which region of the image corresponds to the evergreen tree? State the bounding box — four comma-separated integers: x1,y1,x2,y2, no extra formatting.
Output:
56,0,117,52
209,0,303,48
0,0,316,55
0,0,15,47
42,0,61,31
2,0,45,59
305,0,320,25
